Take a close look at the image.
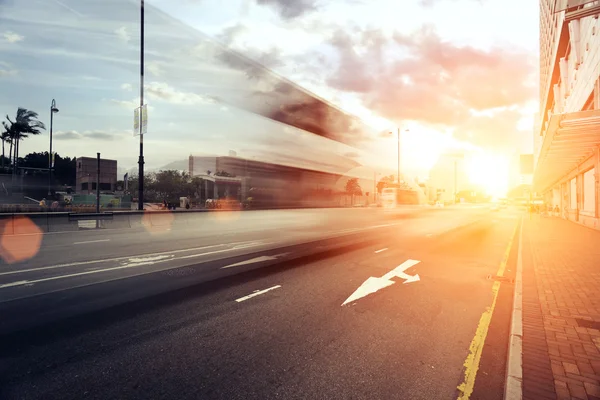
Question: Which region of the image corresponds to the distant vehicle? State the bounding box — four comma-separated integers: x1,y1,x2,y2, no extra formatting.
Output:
381,186,426,208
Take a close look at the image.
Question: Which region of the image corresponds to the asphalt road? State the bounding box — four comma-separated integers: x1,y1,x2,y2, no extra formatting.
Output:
0,206,489,304
0,206,521,400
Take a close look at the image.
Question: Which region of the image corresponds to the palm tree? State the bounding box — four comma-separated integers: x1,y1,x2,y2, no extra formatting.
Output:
1,122,12,170
4,107,46,172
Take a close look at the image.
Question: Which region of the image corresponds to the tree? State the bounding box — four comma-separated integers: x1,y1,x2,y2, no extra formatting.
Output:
377,175,395,193
345,178,362,205
19,152,76,186
0,124,11,170
3,108,46,172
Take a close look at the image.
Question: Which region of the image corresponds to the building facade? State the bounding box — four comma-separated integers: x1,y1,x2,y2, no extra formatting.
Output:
534,0,600,228
75,157,118,194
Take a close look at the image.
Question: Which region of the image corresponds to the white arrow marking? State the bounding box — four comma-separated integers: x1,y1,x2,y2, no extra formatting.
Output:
221,253,290,269
342,259,421,306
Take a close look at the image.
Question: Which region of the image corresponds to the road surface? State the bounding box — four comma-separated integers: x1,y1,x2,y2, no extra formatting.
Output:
0,206,520,400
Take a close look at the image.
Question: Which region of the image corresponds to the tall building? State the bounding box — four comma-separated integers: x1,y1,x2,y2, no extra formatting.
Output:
534,0,600,228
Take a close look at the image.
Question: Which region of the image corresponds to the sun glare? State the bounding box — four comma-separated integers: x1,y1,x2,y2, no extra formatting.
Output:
466,153,510,198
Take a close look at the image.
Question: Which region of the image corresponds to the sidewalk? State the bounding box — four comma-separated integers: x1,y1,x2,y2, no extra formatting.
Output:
521,216,600,400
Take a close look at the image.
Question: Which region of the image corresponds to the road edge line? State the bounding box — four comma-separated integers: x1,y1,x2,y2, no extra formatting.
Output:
456,217,519,400
504,217,524,400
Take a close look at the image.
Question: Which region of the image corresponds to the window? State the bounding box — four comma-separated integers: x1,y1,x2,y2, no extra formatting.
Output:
81,183,88,190
583,168,596,212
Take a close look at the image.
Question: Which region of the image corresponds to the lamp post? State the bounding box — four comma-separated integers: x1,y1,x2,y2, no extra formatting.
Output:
48,99,59,196
388,128,409,185
138,0,145,211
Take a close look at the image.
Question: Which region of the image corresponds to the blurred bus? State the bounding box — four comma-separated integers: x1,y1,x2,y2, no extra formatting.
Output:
381,186,427,208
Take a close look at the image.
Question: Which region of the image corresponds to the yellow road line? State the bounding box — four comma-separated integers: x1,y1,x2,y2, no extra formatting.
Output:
456,218,520,400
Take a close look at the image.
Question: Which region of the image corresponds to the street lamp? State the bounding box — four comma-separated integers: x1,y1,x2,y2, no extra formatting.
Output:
388,128,409,185
138,0,145,210
48,99,59,196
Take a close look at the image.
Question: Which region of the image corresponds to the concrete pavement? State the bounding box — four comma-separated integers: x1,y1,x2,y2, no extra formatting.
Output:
519,217,600,400
0,207,521,400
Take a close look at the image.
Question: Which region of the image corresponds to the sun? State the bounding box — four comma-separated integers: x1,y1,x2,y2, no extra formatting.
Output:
466,153,510,198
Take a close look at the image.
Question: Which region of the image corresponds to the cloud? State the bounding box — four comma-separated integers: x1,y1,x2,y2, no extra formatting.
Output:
145,81,214,105
419,0,485,6
111,82,213,108
255,0,318,19
325,25,537,148
147,61,163,77
0,61,17,77
110,98,141,109
115,26,130,43
452,108,530,152
121,83,133,91
54,130,125,141
343,151,360,158
3,31,24,43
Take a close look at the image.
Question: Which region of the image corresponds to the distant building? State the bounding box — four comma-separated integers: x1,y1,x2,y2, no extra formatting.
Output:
535,1,600,227
75,157,117,194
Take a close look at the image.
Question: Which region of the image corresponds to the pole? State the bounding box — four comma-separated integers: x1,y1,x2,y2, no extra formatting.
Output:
454,159,458,204
96,152,100,214
373,171,376,203
48,106,53,195
397,128,400,185
138,0,145,211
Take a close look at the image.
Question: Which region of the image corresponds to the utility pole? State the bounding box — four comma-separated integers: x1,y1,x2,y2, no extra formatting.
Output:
397,127,400,185
138,0,145,211
96,153,101,214
373,170,376,204
48,99,59,196
454,159,458,204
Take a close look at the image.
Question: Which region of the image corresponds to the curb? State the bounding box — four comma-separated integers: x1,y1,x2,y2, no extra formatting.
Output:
504,217,524,400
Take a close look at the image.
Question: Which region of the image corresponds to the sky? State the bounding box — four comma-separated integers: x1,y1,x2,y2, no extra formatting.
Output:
0,0,539,196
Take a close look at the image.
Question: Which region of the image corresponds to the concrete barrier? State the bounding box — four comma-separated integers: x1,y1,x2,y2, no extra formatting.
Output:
0,205,444,236
16,213,50,234
0,214,14,236
100,214,131,230
128,212,144,230
47,213,79,233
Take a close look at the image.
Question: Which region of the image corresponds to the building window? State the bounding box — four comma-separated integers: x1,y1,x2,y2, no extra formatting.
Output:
81,183,88,190
583,168,596,213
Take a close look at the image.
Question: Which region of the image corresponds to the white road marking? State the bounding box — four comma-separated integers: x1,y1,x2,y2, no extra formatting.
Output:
0,280,28,289
73,239,110,245
235,285,281,302
342,259,421,306
221,253,290,269
0,241,265,277
370,223,396,228
0,245,269,289
374,248,388,253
